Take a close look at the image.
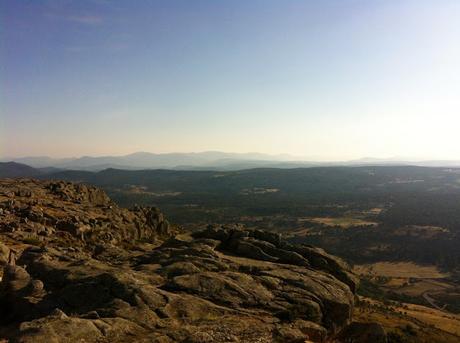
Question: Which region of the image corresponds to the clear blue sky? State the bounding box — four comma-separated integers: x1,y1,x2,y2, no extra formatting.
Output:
1,0,460,160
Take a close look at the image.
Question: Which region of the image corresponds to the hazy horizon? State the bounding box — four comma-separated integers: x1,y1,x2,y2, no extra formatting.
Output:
3,150,460,164
2,0,460,160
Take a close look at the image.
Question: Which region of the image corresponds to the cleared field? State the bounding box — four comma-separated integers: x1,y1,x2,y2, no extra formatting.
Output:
354,262,449,279
367,207,384,215
393,225,450,238
123,186,182,197
306,217,378,228
397,279,454,297
355,262,458,311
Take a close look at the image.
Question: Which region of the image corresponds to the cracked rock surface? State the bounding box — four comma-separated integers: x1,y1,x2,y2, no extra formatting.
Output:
0,179,360,342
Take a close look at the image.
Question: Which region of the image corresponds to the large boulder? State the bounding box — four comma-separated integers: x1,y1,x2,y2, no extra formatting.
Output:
194,225,359,292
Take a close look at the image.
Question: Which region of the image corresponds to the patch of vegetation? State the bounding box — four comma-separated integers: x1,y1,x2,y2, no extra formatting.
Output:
357,278,386,301
385,291,427,307
401,324,417,337
23,236,41,246
387,331,412,343
357,277,427,307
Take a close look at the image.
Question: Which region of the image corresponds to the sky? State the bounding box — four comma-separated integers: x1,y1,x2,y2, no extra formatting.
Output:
1,0,460,160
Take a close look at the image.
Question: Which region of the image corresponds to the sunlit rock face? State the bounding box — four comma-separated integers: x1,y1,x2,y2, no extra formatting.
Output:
0,179,358,343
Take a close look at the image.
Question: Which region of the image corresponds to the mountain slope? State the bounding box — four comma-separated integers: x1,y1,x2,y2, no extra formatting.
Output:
0,162,41,178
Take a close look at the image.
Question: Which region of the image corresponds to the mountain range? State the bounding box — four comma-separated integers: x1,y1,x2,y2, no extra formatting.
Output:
1,152,303,171
3,151,460,172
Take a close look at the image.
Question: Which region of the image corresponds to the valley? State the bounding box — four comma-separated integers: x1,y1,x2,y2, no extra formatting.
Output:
38,166,460,268
1,164,460,341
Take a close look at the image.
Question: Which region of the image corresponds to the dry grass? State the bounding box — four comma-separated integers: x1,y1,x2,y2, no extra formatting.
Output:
355,296,460,342
121,185,182,197
402,303,460,336
368,207,384,214
307,216,378,228
283,228,311,238
397,279,454,297
354,262,449,279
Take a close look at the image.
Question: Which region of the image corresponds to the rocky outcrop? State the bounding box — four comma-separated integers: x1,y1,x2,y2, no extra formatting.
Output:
46,181,112,206
193,226,359,293
0,179,360,342
0,179,173,250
